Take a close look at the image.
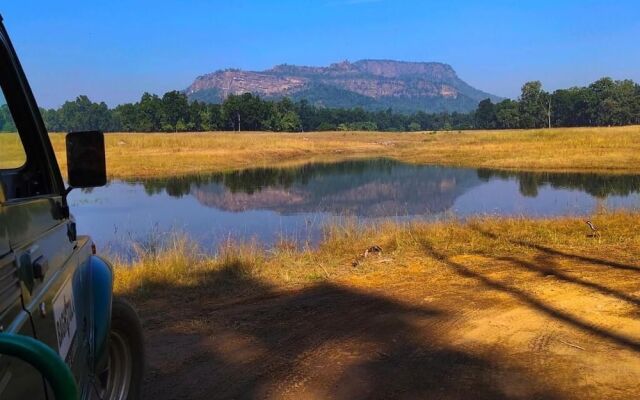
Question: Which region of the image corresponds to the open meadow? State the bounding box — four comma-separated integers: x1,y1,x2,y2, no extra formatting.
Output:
36,125,640,178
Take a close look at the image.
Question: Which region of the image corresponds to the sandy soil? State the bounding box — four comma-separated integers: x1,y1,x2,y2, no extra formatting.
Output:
131,236,640,399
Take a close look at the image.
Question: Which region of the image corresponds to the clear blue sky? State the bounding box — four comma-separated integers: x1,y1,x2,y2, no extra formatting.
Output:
3,0,640,108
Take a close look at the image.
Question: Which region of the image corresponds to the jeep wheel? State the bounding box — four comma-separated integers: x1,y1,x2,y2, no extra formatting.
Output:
100,297,145,400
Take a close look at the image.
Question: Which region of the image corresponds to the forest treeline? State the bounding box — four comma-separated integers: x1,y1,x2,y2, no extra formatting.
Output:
1,77,639,133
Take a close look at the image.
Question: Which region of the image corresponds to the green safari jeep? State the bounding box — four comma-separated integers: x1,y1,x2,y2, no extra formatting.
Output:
0,15,144,400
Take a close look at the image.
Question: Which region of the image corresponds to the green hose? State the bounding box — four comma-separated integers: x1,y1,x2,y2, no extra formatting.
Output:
0,334,78,400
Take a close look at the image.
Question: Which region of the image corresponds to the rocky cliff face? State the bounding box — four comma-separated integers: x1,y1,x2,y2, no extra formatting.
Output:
186,59,500,112
187,70,307,98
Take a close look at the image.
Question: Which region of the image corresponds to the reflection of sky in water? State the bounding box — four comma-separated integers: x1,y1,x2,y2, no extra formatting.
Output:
67,159,640,256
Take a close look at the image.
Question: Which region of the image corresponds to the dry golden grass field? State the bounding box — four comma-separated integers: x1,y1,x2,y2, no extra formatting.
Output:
2,125,638,177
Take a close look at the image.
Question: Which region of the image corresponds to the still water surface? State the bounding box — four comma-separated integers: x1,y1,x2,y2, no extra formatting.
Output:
67,159,640,256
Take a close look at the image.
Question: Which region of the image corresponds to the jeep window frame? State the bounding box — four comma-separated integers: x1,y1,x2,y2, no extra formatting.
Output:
0,18,65,203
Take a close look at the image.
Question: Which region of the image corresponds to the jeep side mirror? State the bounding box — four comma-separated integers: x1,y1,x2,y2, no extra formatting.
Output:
66,131,107,188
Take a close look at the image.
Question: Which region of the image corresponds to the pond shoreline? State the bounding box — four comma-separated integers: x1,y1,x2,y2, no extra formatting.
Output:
70,159,640,259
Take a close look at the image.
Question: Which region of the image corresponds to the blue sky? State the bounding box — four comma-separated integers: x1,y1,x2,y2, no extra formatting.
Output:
3,0,640,108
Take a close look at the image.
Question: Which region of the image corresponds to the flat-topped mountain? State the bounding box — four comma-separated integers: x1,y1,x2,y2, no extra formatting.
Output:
185,59,501,113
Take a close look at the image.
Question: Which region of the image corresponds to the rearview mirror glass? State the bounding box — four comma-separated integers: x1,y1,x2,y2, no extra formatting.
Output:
66,131,107,188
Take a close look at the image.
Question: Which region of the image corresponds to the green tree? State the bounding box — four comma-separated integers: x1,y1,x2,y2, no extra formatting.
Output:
588,78,637,126
279,111,301,132
0,104,16,131
222,93,268,131
113,103,139,131
175,118,188,132
518,81,548,129
200,104,223,131
161,91,189,132
138,93,163,131
57,95,115,131
474,98,497,129
187,101,207,131
495,99,520,129
263,98,301,131
550,88,590,127
41,108,62,131
316,122,336,131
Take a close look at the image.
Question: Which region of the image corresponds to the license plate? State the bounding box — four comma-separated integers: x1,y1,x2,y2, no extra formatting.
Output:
52,278,77,360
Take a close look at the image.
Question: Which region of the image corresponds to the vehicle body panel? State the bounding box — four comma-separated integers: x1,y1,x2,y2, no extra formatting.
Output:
0,250,46,399
0,14,113,399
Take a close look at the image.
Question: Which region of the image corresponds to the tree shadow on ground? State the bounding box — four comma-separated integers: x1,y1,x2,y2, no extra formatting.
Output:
467,223,640,315
419,239,640,354
122,261,561,400
497,254,640,307
469,225,640,273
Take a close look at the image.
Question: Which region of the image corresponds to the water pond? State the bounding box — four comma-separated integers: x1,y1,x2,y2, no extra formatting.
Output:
67,158,640,257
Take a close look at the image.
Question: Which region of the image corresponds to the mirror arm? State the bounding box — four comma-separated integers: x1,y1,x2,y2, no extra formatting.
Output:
55,186,73,220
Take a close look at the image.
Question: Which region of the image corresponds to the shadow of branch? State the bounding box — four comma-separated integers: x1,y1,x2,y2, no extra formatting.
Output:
468,224,640,273
419,239,640,353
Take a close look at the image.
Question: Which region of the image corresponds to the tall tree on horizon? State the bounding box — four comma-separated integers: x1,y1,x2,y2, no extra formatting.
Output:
161,91,189,132
494,99,520,129
138,92,163,131
518,81,548,129
474,98,497,129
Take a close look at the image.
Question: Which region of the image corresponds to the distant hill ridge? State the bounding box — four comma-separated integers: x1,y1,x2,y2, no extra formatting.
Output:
185,59,501,113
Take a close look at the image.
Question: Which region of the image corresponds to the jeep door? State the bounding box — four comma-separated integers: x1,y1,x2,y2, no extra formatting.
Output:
0,20,90,398
0,194,46,400
0,66,49,400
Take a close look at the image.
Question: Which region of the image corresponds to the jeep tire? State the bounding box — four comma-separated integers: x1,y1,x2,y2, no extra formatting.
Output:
101,297,145,400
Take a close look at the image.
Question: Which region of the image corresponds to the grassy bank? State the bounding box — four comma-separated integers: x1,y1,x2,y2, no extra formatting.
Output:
33,125,640,178
115,212,640,399
114,211,640,300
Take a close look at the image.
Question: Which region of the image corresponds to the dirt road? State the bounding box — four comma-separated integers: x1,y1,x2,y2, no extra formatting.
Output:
130,234,640,399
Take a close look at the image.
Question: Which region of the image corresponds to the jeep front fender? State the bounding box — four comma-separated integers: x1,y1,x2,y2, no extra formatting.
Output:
88,254,113,372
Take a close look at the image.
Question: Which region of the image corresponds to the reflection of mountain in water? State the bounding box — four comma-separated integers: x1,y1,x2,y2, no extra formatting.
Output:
477,169,640,198
136,159,483,217
129,160,640,217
